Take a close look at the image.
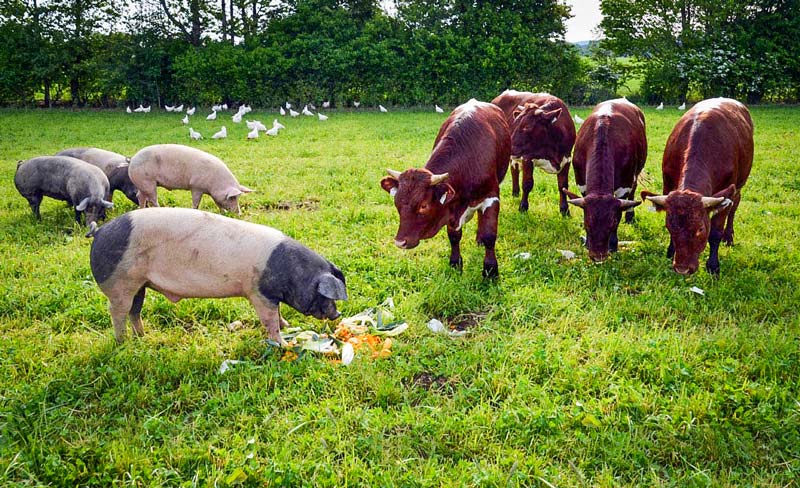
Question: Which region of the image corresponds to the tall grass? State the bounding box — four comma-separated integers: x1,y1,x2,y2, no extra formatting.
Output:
0,105,798,486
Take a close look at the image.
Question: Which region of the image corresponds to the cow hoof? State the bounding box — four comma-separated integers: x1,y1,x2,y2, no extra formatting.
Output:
560,208,570,218
512,191,519,198
723,236,734,246
706,262,720,276
518,202,528,212
482,264,499,280
449,257,463,271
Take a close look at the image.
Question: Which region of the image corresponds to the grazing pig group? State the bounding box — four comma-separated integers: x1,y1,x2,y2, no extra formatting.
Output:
15,156,114,225
129,144,253,214
88,208,347,344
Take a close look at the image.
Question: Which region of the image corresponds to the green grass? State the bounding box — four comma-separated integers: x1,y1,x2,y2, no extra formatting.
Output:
1,105,799,487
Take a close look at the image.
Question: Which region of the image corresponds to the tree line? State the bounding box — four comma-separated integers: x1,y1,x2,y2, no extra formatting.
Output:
1,0,798,108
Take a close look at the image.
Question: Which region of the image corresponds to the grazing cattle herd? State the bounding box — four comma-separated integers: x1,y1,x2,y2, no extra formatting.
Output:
13,94,754,342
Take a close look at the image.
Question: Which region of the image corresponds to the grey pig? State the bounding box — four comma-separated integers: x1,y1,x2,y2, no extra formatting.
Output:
87,207,347,344
56,147,138,204
15,156,113,225
128,144,253,214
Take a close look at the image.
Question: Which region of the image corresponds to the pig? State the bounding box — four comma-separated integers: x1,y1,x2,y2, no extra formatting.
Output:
128,144,254,213
56,147,139,204
87,207,348,344
14,156,113,225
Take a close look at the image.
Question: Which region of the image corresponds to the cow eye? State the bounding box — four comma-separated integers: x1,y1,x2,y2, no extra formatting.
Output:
418,203,430,214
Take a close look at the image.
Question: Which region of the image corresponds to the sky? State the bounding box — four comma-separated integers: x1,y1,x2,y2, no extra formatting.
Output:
564,0,603,43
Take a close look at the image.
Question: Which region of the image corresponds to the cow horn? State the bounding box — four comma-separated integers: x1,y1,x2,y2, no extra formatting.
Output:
429,173,449,185
645,195,668,207
701,196,726,208
386,169,402,179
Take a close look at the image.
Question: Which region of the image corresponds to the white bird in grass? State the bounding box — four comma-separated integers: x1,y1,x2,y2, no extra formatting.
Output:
379,105,388,112
266,126,279,136
126,106,132,113
323,100,330,108
273,119,285,130
289,109,299,117
134,105,144,112
247,126,259,139
182,114,189,125
207,111,217,120
435,105,444,113
286,102,292,109
212,104,222,112
243,105,252,113
678,102,686,110
143,106,151,113
656,102,664,110
189,128,202,140
280,107,286,116
232,112,242,123
212,126,227,139
165,105,175,112
309,103,316,110
176,104,184,112
318,112,328,121
353,101,360,108
246,120,267,131
302,105,313,116
573,114,584,124
186,106,195,115
222,103,228,110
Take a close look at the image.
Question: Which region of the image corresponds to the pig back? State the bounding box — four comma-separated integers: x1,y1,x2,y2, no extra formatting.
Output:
58,147,128,175
15,156,109,203
128,144,239,193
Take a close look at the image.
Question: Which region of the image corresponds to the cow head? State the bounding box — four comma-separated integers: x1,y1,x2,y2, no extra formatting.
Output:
643,185,735,275
380,168,455,249
564,189,640,261
510,102,564,170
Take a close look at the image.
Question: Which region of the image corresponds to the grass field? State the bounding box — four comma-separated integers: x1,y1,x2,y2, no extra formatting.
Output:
1,105,799,487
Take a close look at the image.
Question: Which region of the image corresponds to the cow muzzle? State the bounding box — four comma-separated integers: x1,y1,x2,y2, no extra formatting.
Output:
394,238,419,250
673,262,698,276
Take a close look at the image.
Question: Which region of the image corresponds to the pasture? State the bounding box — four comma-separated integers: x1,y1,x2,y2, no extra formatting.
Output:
1,105,799,487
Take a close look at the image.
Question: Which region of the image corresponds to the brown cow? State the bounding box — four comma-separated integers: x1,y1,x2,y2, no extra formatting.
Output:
562,98,646,261
380,99,510,278
642,98,753,276
491,90,576,215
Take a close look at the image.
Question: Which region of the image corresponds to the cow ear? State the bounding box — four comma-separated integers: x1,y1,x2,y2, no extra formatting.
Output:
381,176,399,196
543,108,562,124
712,183,736,200
642,191,667,211
434,183,456,205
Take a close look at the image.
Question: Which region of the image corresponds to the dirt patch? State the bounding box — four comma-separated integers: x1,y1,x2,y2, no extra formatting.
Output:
448,311,487,332
261,199,319,211
411,372,450,391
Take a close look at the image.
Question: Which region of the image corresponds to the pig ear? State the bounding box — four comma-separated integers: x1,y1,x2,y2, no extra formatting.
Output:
238,185,254,193
75,197,90,211
101,200,114,209
381,176,399,195
225,187,243,200
318,273,348,301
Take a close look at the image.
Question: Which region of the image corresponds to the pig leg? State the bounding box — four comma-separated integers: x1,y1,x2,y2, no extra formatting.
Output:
129,287,146,337
477,198,499,279
74,209,83,224
510,162,520,197
519,159,534,212
24,193,43,219
447,226,463,271
557,160,571,217
191,190,204,209
278,309,290,329
722,192,741,246
249,296,287,346
104,283,145,342
136,184,159,208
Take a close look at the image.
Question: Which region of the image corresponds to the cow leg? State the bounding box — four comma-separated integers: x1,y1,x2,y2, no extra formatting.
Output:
706,214,726,276
519,159,534,212
558,161,571,217
511,162,520,197
722,192,741,246
447,226,463,271
625,182,638,224
478,199,499,279
667,238,675,259
249,296,287,346
610,225,619,253
129,286,146,337
191,190,204,209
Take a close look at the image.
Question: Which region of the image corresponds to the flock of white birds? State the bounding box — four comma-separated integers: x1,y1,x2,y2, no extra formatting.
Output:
125,101,448,140
572,101,688,125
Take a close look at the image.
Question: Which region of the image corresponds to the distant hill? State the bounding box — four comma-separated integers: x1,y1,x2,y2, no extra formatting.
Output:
571,40,601,55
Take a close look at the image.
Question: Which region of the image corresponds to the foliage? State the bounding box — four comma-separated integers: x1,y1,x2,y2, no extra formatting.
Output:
1,107,799,486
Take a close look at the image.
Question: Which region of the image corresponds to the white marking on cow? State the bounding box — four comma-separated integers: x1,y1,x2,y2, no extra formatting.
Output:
390,188,397,198
596,101,615,117
578,184,587,194
510,157,523,170
439,193,446,205
455,197,499,231
614,187,632,198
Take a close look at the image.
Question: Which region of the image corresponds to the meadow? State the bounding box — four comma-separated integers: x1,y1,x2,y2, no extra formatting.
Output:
0,105,798,487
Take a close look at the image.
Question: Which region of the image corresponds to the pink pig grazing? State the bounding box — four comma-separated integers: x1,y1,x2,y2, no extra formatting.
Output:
128,144,253,213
